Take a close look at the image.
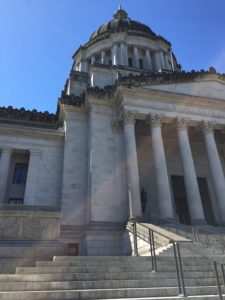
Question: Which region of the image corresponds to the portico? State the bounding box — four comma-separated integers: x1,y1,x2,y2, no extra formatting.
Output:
118,85,225,226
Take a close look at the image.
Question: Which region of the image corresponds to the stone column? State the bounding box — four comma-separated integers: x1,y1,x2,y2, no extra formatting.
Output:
112,44,118,66
177,119,205,224
120,43,128,66
101,50,106,64
164,53,170,70
133,47,139,68
24,150,42,205
0,148,12,203
203,122,225,225
145,48,152,70
149,115,174,220
91,56,95,64
153,51,161,71
79,60,88,72
159,51,166,69
122,110,142,219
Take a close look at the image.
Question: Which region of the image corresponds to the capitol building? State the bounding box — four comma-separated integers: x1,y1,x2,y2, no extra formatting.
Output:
0,6,225,266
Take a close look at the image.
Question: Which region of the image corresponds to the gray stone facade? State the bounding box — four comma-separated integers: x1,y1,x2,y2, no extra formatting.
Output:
1,7,225,259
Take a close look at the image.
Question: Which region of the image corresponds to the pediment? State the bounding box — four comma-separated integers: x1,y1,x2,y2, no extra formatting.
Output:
144,81,225,101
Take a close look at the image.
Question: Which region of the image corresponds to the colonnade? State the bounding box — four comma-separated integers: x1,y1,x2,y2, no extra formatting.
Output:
79,44,171,72
122,111,225,225
0,149,41,204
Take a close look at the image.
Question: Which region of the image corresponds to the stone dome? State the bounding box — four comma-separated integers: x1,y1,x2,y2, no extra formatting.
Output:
89,6,159,42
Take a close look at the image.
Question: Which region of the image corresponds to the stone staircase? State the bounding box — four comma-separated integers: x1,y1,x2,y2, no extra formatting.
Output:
0,254,224,299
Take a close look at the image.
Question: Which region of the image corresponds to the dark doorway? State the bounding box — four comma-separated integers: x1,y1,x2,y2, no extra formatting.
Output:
197,177,215,226
171,175,190,225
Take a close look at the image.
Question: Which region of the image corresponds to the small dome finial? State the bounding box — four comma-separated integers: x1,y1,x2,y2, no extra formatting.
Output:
113,5,128,19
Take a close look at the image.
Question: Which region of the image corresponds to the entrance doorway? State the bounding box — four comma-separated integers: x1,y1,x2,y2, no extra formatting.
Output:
171,175,190,225
171,175,215,226
197,177,215,226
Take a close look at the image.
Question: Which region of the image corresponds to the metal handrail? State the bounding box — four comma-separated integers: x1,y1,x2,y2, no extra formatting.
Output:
150,214,225,254
128,220,225,299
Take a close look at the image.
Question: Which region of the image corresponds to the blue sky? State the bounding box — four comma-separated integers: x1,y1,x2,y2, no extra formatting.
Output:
0,0,225,113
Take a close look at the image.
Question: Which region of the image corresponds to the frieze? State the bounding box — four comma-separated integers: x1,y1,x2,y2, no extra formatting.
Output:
119,86,225,112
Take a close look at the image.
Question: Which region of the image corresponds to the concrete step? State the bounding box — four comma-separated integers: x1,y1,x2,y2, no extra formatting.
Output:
0,270,217,282
35,259,214,267
0,286,222,300
0,278,221,291
15,264,217,274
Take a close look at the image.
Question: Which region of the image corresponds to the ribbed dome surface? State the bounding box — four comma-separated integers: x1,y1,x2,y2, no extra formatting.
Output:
89,7,157,41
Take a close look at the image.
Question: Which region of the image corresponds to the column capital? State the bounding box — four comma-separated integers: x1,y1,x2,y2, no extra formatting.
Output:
177,118,189,131
203,121,215,134
121,110,137,124
147,114,164,128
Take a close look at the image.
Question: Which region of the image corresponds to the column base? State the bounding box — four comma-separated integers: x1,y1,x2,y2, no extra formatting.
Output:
217,221,225,227
191,219,206,225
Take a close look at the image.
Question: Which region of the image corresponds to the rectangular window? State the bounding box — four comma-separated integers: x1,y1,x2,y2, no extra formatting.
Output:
12,163,28,184
8,198,24,204
128,57,132,67
139,58,143,69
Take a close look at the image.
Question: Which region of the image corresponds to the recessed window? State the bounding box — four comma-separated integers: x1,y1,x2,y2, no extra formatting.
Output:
12,163,28,184
8,198,24,204
128,57,132,67
139,58,143,69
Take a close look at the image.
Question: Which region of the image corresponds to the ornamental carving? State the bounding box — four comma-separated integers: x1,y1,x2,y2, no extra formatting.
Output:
111,121,122,132
121,110,137,124
148,114,164,128
177,118,189,130
0,106,57,125
118,70,225,88
203,121,215,133
59,92,85,107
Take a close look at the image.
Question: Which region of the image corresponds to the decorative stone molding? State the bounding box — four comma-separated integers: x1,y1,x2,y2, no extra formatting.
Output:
121,110,137,124
0,106,57,124
59,93,85,107
118,87,225,112
148,114,164,128
118,70,225,87
29,149,42,157
111,121,122,132
86,86,116,100
203,121,216,133
177,118,189,131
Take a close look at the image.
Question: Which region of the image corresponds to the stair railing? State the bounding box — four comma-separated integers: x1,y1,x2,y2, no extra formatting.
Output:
129,221,191,296
150,214,225,254
128,220,225,299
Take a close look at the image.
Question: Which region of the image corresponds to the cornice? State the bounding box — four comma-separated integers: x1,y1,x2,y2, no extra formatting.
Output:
119,87,225,111
0,122,64,139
